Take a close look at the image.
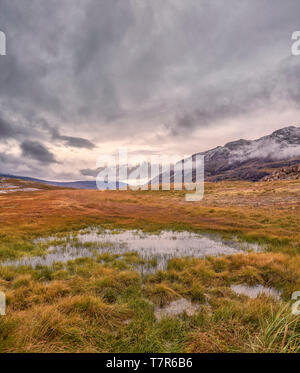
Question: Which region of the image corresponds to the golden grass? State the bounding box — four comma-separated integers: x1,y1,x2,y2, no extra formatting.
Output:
0,251,298,353
0,179,299,352
0,180,299,250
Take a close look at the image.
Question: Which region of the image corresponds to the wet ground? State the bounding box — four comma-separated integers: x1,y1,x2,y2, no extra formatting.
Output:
0,188,39,194
3,228,261,273
231,284,281,300
0,180,40,194
154,298,199,320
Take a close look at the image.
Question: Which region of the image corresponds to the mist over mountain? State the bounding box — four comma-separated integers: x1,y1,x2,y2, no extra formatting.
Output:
154,126,300,182
2,127,300,186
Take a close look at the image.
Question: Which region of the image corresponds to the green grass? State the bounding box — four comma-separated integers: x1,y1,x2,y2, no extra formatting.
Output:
0,180,299,352
0,250,299,352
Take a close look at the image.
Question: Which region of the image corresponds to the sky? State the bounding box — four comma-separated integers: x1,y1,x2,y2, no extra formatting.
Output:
0,0,300,181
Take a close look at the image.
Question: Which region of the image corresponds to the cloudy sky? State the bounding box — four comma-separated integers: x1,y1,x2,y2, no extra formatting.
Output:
0,0,299,181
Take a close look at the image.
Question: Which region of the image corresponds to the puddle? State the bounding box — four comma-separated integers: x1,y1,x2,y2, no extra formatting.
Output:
231,284,281,300
155,298,199,320
0,188,39,194
0,184,19,189
3,229,260,273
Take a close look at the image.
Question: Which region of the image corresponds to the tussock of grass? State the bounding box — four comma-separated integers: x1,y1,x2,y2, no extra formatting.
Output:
144,283,180,307
249,305,300,353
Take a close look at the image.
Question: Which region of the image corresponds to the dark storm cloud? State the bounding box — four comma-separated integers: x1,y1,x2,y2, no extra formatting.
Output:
35,118,96,149
50,128,95,149
0,116,14,139
80,168,98,177
58,135,95,149
170,57,300,136
0,0,300,179
20,140,58,164
0,112,37,141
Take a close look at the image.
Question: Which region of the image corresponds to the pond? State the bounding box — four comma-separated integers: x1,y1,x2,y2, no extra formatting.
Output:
3,229,261,273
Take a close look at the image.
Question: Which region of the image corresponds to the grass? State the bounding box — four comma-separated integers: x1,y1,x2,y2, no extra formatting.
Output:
249,305,300,352
0,179,299,258
0,178,299,352
0,252,299,352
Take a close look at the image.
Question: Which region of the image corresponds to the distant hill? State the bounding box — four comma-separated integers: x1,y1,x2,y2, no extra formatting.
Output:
0,174,127,190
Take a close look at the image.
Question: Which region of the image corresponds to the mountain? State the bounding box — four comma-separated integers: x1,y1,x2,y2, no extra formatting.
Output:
2,127,299,186
153,126,300,182
0,174,127,190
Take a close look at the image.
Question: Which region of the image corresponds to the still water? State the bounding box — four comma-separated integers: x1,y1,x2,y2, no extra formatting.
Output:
231,284,281,300
4,229,260,273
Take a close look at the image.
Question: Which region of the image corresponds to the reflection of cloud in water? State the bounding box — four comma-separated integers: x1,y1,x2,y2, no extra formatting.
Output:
3,229,261,273
231,284,281,300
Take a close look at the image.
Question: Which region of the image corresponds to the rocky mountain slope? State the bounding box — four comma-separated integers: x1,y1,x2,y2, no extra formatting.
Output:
261,164,300,181
202,126,300,181
154,126,300,182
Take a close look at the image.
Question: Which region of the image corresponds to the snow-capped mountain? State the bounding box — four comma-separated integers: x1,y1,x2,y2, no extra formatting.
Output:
154,126,300,182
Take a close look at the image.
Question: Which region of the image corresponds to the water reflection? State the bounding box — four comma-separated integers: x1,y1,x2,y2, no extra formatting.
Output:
155,298,199,320
231,284,281,300
3,229,260,273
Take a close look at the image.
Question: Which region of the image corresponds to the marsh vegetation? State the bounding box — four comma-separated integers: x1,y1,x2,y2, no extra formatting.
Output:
0,179,299,352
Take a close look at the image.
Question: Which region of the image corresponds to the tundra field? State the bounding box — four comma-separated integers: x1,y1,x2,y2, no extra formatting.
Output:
0,179,299,353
